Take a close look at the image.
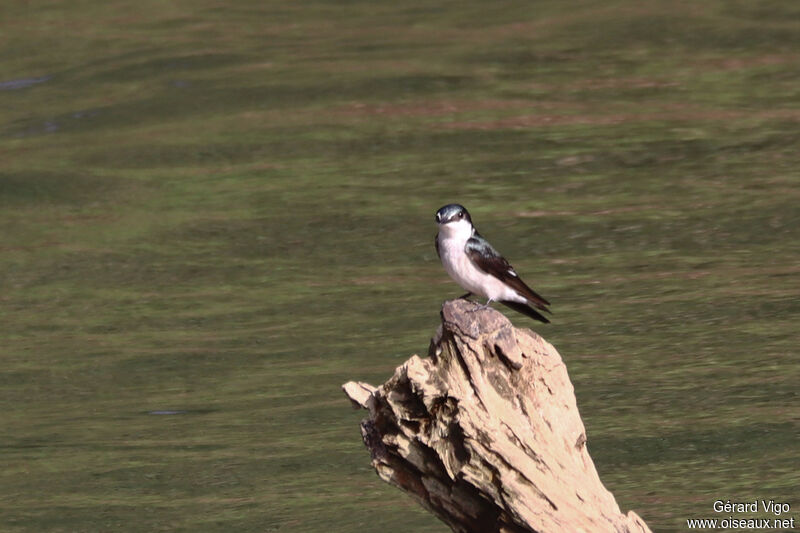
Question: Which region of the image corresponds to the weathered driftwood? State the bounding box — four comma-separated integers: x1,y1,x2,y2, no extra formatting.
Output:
343,299,651,533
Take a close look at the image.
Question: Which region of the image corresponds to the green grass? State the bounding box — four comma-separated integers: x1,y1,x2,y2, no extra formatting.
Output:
2,1,799,531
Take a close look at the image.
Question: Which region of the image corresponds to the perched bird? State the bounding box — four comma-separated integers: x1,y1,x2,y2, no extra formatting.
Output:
435,204,551,323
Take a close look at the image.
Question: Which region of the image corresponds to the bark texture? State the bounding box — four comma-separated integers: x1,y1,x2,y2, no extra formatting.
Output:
343,299,652,533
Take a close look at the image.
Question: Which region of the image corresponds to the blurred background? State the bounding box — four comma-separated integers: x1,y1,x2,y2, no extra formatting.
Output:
2,1,798,531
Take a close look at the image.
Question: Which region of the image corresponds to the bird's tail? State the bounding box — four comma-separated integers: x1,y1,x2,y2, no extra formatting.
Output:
500,300,550,324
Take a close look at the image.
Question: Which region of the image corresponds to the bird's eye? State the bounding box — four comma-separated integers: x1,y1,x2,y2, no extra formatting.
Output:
457,212,463,218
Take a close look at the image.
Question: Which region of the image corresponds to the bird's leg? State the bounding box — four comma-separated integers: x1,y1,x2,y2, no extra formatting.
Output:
468,298,493,312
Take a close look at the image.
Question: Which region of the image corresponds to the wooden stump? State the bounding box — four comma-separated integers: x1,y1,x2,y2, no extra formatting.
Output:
343,299,652,533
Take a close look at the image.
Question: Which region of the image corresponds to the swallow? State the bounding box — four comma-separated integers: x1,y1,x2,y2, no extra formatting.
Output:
435,203,551,323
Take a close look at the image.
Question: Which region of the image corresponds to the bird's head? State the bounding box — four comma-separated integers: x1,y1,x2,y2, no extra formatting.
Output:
435,204,474,237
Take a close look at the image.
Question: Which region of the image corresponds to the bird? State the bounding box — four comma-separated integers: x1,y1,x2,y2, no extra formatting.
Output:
435,203,551,323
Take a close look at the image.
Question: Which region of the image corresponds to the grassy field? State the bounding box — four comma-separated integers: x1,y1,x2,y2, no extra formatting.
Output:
2,1,798,531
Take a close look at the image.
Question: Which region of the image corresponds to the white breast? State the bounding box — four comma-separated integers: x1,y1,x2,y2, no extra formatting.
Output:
437,221,524,303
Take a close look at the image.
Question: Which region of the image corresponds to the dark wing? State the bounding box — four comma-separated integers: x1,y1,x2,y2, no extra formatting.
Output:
500,300,550,324
435,234,440,259
465,234,551,312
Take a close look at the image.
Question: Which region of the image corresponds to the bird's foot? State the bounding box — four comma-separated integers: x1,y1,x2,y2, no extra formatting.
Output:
467,300,493,312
